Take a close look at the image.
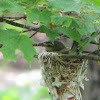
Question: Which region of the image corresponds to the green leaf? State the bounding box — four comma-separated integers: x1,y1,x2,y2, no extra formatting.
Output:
63,17,72,27
51,14,72,27
27,8,51,25
74,18,95,35
47,0,82,13
65,27,81,42
2,23,22,31
53,26,81,42
86,0,100,7
39,25,59,42
83,1,100,13
27,8,40,24
79,32,98,51
0,0,24,13
88,4,100,13
0,29,36,65
74,20,88,35
85,21,95,33
33,0,48,6
83,16,96,33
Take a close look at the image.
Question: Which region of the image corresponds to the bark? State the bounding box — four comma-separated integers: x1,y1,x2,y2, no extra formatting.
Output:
82,42,100,100
82,61,100,100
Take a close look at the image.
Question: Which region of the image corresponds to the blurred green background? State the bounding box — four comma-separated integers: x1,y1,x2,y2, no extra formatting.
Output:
0,64,52,100
0,86,51,100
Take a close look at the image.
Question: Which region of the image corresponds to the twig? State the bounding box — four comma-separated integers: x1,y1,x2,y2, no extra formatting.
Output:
59,54,100,61
33,41,52,47
82,50,100,55
34,54,100,61
0,18,39,31
29,31,38,38
0,15,26,19
20,29,35,33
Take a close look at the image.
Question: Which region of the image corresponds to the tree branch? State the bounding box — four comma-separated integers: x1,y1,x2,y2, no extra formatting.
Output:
33,41,52,47
0,15,26,19
58,54,100,61
0,17,39,31
35,53,100,61
20,29,35,33
29,31,38,38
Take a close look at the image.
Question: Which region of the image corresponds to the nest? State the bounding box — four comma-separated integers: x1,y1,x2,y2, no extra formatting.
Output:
38,52,88,100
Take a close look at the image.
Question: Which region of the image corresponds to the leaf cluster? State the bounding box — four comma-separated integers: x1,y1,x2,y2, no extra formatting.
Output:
0,0,100,65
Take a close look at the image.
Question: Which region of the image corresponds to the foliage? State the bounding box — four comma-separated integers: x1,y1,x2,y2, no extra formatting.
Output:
0,0,100,65
0,29,36,65
0,0,24,15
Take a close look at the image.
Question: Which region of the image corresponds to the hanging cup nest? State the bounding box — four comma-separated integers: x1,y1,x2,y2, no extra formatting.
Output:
38,52,88,100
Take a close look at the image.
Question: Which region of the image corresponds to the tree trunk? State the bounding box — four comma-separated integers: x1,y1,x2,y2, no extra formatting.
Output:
82,60,100,100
